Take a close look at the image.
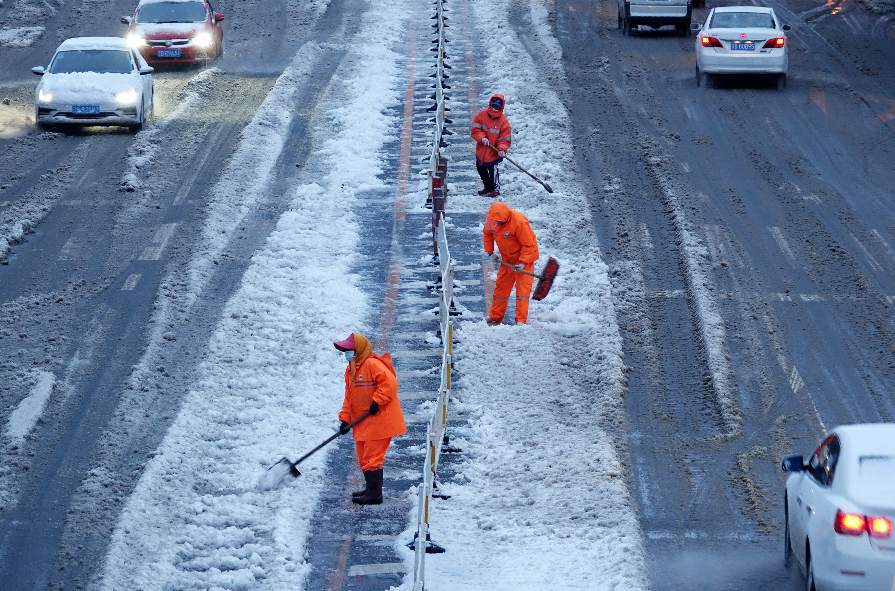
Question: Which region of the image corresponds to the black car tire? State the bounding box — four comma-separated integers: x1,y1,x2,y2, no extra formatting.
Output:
784,498,793,567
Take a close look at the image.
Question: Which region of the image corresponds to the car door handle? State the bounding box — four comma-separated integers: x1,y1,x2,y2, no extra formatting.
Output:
806,505,813,515
796,496,803,507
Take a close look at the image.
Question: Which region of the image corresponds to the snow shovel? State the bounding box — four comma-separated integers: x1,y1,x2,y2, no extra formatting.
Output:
488,144,554,194
256,412,371,491
498,257,560,301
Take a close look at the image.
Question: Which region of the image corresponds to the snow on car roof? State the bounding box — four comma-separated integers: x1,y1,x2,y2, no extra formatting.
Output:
714,5,773,12
57,37,131,51
836,423,895,456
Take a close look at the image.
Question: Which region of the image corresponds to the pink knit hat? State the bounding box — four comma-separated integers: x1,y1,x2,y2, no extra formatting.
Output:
333,333,356,351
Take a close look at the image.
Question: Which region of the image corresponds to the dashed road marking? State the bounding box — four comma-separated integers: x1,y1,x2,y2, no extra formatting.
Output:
871,229,895,261
121,273,141,291
139,223,178,261
347,563,404,577
769,226,797,266
173,125,226,206
788,362,827,432
849,231,884,273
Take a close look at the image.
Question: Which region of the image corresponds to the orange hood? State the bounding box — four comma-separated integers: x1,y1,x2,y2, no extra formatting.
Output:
348,332,372,379
486,201,511,224
488,93,506,117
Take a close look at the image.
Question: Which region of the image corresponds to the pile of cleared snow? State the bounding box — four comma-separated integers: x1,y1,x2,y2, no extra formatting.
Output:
0,26,45,47
4,370,55,443
100,0,411,588
395,0,647,588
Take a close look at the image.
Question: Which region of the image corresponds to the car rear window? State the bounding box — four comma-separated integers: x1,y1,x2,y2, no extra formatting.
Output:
49,50,134,74
137,1,207,23
710,12,775,29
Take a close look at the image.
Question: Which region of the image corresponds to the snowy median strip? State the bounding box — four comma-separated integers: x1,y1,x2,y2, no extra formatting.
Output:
100,1,412,588
0,26,45,48
397,0,648,588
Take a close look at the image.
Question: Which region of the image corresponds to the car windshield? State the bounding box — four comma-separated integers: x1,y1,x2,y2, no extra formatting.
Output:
710,12,775,29
49,50,134,74
137,1,206,23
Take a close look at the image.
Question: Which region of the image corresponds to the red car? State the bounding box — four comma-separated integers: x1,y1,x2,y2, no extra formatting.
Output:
121,0,223,65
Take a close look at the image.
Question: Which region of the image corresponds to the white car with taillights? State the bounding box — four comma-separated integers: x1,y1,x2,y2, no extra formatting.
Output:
32,37,154,131
782,424,895,591
693,6,791,88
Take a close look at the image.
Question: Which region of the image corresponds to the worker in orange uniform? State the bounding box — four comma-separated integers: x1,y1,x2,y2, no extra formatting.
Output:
483,201,539,325
334,332,407,505
470,93,512,197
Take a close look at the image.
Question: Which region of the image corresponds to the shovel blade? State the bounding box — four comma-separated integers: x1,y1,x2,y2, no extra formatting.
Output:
532,257,559,301
256,457,300,491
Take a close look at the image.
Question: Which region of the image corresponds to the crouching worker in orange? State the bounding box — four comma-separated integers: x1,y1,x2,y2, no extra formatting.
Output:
483,201,540,325
334,332,406,505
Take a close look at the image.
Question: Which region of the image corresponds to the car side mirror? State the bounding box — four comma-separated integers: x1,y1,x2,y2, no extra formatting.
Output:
781,455,805,473
31,66,45,76
690,22,701,31
139,66,154,75
121,15,132,24
214,12,224,21
782,24,792,31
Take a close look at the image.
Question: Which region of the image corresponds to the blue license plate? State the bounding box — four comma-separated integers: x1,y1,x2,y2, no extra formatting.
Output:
157,48,182,58
730,42,755,51
72,104,100,114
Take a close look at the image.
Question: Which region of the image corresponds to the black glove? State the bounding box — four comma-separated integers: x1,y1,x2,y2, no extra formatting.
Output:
339,421,350,434
369,402,380,415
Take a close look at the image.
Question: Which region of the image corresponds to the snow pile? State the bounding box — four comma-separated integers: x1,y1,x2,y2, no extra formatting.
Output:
0,26,45,47
100,0,411,588
4,370,55,443
396,0,648,588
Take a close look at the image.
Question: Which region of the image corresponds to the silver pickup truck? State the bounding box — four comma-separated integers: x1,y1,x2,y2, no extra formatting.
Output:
617,0,694,36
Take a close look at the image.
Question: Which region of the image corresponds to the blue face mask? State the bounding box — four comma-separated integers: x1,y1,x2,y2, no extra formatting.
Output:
345,350,355,362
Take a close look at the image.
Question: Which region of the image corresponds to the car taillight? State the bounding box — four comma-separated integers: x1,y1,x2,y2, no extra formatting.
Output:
701,36,723,48
763,37,785,48
835,510,867,536
868,516,893,538
835,510,893,537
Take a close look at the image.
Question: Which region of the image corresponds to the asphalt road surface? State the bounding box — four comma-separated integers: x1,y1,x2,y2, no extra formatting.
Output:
521,0,894,588
0,0,356,588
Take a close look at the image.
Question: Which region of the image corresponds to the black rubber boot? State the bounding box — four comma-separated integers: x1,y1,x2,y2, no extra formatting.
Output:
352,469,383,505
351,471,371,498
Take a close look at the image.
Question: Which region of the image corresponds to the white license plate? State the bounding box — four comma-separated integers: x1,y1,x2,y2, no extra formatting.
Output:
730,42,755,51
72,105,100,114
157,48,182,58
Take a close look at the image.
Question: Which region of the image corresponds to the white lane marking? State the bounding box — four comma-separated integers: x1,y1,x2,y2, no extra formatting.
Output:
347,563,404,577
647,529,763,542
173,124,227,206
849,231,884,273
60,235,81,260
769,226,797,266
871,229,895,261
640,223,654,251
683,104,698,121
788,362,827,433
121,273,142,291
139,223,178,261
680,161,690,174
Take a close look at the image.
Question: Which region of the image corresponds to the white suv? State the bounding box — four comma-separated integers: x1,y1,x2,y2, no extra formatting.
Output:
783,424,895,591
617,0,692,36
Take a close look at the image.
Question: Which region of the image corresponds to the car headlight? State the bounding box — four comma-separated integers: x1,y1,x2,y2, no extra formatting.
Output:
38,89,53,103
127,33,147,48
115,88,139,105
192,31,213,48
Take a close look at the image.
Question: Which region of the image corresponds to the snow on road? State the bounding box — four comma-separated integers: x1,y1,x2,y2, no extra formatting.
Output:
100,0,411,588
4,370,55,443
0,26,44,47
395,0,647,588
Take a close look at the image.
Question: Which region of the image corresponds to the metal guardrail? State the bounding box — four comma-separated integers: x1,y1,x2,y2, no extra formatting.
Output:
411,0,454,588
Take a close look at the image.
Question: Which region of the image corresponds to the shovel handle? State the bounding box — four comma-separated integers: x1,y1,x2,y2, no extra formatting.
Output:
292,411,371,467
497,259,540,278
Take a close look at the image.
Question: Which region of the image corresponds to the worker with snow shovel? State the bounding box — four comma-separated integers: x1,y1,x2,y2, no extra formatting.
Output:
470,93,512,197
483,201,540,325
334,333,406,505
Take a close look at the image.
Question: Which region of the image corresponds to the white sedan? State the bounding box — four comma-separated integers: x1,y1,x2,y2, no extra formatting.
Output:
32,37,154,131
693,6,790,88
783,424,895,591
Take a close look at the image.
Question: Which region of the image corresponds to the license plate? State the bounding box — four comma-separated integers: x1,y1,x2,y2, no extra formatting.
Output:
72,104,100,114
730,42,755,51
157,48,182,58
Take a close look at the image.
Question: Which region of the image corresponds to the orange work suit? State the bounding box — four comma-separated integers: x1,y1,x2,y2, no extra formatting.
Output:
338,334,407,471
470,93,512,165
483,202,540,324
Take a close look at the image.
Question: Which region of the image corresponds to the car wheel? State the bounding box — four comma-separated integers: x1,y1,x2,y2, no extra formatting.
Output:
777,73,787,90
805,545,816,591
784,498,793,567
130,100,145,133
625,19,635,35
